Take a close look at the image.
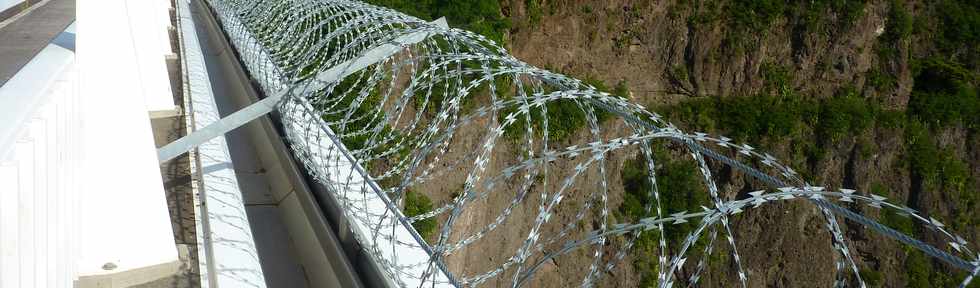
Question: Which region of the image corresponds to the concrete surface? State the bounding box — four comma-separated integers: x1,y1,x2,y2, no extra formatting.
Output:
190,0,364,286
191,0,311,285
149,115,202,288
0,0,73,86
77,0,179,281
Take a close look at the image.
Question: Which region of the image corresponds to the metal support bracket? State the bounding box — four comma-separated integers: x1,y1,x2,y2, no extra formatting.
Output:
157,18,448,162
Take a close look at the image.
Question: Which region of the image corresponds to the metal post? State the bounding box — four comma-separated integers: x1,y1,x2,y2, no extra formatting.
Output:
157,17,449,162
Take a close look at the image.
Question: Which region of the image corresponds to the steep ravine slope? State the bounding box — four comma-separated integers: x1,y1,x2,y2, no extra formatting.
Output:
363,0,978,286
502,0,978,287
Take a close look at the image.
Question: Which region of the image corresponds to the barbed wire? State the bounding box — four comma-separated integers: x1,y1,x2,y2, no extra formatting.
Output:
200,0,980,287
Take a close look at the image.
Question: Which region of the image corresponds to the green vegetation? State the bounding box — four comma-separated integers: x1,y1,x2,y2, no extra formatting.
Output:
729,0,787,32
867,68,897,90
542,99,589,141
499,77,629,142
404,190,437,240
898,233,979,288
859,268,883,288
526,0,543,26
802,0,867,30
619,145,710,286
619,157,651,222
319,72,407,159
660,58,976,211
934,0,980,67
903,250,932,288
879,205,914,236
876,0,913,60
761,62,792,95
903,58,979,232
614,80,631,99
654,26,977,285
905,121,977,230
497,88,590,142
722,0,868,48
363,0,641,144
662,93,816,143
330,1,976,285
654,86,977,288
363,0,511,44
885,0,914,43
585,77,631,122
817,88,875,142
320,72,386,151
908,58,979,129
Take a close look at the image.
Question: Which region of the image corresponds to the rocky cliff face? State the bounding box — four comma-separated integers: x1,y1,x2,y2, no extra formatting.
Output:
505,0,904,104
499,0,978,287
361,0,977,285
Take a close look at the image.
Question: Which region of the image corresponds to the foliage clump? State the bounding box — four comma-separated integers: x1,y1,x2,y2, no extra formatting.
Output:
363,0,511,44
934,0,980,67
656,41,978,287
498,77,629,142
403,190,437,241
817,87,875,142
908,58,979,129
619,145,710,286
729,0,787,32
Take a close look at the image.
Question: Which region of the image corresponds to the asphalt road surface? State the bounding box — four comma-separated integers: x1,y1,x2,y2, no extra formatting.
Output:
0,0,74,87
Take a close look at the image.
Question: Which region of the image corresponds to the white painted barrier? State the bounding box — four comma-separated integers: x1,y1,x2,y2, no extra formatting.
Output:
73,0,182,284
0,23,77,288
0,0,24,14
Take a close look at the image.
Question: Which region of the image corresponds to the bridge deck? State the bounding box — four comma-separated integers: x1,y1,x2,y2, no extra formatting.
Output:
0,0,73,87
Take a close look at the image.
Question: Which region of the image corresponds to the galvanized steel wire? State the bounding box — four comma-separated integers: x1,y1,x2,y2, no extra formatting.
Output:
200,0,979,287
